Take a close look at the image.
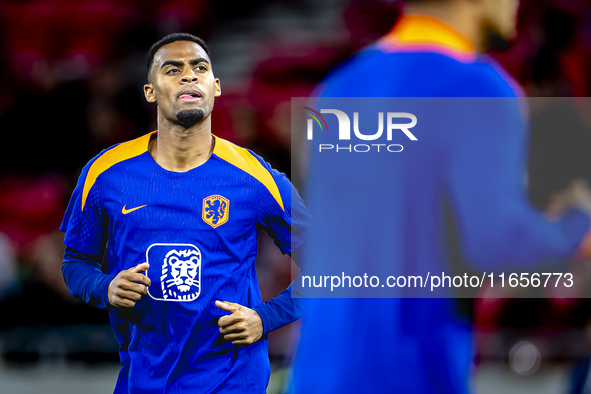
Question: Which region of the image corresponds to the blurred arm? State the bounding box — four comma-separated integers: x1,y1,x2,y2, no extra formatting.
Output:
447,98,591,270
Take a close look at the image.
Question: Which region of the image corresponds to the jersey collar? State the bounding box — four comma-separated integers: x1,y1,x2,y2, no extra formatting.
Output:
379,14,476,60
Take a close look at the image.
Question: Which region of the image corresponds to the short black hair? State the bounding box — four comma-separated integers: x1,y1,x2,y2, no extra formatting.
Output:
146,33,209,75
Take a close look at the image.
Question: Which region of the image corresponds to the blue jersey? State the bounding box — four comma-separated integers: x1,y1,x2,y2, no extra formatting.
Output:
61,131,309,393
292,14,590,394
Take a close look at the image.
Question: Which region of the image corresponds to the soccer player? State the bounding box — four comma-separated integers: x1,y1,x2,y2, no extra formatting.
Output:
61,33,309,393
292,0,591,393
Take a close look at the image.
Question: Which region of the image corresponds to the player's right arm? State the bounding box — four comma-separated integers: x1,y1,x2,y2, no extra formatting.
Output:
60,152,150,308
62,250,150,308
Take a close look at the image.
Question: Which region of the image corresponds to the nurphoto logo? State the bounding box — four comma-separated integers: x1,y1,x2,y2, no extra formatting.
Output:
303,107,418,153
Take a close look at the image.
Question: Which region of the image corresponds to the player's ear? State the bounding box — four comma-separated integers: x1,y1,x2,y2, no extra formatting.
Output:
214,78,221,97
144,84,156,103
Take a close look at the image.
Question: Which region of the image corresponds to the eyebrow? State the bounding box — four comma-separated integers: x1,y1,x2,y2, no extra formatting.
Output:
160,58,210,69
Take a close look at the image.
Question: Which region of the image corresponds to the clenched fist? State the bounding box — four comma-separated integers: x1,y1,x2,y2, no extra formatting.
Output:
216,300,263,345
108,262,151,307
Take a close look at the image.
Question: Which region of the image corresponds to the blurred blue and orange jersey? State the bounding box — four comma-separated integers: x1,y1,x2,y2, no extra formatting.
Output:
292,14,590,394
61,131,309,394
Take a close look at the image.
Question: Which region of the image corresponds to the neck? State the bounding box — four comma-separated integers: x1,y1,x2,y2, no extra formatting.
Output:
404,3,483,52
149,111,214,172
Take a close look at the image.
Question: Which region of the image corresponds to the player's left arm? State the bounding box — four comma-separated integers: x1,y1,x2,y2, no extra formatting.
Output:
217,158,311,345
216,283,305,345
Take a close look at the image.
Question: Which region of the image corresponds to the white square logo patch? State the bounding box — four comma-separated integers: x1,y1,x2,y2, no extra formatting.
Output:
145,243,201,302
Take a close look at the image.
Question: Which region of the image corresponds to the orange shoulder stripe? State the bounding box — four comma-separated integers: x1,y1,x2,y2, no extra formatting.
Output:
81,131,155,211
379,14,475,59
212,136,285,211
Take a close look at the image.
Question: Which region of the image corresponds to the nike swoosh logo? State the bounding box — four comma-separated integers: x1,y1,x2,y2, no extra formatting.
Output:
122,204,147,214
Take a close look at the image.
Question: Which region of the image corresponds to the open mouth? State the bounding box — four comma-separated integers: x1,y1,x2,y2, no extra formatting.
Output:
178,90,202,102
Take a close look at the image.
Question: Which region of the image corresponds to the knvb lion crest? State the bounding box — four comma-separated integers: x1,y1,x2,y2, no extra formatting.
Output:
202,195,229,228
145,243,201,302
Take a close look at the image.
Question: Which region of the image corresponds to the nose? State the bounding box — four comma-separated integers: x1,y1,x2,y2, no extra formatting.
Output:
181,74,197,83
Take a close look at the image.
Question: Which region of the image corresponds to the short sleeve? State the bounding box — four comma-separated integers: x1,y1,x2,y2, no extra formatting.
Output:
255,156,311,255
61,159,109,255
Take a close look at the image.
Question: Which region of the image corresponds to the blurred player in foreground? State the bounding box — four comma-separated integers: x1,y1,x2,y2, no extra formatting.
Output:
60,33,309,393
292,0,591,393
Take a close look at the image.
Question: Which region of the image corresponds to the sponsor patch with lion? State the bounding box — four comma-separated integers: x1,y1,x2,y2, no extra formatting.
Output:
145,243,202,302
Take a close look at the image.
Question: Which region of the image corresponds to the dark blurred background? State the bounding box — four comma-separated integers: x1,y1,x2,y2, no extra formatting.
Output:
2,0,591,393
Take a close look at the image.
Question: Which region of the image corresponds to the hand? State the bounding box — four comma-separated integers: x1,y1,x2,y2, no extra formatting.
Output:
565,179,591,216
108,262,151,307
561,179,591,259
216,300,263,345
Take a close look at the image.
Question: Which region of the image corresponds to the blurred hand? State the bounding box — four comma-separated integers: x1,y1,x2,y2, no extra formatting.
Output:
216,300,263,345
565,179,591,217
108,262,151,307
